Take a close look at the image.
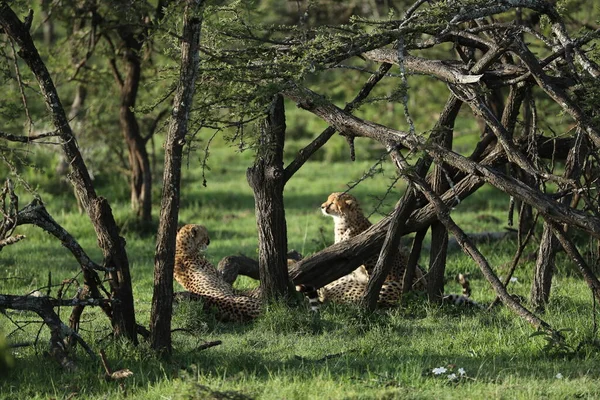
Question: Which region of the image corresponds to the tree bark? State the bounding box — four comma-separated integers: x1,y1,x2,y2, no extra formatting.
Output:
150,0,204,356
362,186,416,311
117,32,153,223
247,94,291,301
530,223,558,311
0,3,138,343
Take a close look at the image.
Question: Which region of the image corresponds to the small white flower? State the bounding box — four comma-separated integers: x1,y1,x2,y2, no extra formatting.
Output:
510,277,518,283
432,367,447,375
448,373,457,380
458,368,466,376
556,373,563,379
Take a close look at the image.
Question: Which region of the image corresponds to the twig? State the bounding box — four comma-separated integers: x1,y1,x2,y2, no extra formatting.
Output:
197,340,222,351
294,349,356,363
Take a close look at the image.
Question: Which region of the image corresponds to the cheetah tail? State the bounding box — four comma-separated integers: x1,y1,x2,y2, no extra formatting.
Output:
295,284,321,313
457,273,471,298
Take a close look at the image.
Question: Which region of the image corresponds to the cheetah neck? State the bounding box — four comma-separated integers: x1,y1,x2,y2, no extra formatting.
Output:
331,213,372,243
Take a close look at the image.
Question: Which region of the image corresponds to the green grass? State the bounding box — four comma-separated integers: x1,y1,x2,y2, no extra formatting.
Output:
1,141,600,399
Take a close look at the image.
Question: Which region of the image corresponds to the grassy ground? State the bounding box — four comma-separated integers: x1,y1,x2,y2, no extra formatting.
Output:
1,141,600,399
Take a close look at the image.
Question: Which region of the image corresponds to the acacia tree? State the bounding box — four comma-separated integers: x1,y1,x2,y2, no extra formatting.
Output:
190,0,600,332
46,1,172,223
151,0,204,356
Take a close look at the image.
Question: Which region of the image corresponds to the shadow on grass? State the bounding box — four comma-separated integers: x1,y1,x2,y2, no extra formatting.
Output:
6,293,600,393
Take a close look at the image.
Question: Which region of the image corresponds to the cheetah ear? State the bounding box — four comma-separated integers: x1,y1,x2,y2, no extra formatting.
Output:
344,199,354,206
191,226,198,235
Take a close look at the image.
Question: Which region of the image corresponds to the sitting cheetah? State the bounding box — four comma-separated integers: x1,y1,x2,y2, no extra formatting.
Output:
319,192,475,307
174,224,261,321
321,192,426,286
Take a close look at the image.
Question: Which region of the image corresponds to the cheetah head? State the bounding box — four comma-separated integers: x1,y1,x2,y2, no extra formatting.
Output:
321,192,359,219
177,224,210,256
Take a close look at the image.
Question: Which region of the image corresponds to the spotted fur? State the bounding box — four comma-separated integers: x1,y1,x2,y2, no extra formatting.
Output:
320,192,477,307
174,224,261,321
318,192,426,306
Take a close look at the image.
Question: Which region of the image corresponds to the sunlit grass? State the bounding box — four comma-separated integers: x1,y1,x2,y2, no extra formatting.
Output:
1,141,599,399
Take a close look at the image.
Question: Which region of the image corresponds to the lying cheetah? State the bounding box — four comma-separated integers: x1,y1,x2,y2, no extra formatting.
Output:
320,192,476,307
174,224,261,321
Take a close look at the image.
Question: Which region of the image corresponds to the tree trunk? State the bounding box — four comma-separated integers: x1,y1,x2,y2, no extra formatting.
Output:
0,4,138,343
40,0,54,46
150,0,204,356
530,223,558,311
118,38,153,223
247,94,291,301
530,134,586,311
362,187,416,310
427,123,453,302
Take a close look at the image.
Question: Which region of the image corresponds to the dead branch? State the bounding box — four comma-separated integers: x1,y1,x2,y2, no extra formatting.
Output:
0,234,25,250
284,62,392,182
0,293,97,369
284,86,600,238
197,340,222,351
390,150,554,333
16,199,108,272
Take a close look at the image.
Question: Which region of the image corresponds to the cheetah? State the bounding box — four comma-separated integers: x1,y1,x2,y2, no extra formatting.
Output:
321,192,426,286
319,192,476,307
174,224,261,321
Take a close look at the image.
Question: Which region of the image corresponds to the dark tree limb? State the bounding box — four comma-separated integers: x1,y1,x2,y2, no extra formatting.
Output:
0,294,98,369
217,250,302,284
150,0,204,356
362,185,417,311
0,130,60,143
284,62,392,182
247,94,291,301
284,86,600,238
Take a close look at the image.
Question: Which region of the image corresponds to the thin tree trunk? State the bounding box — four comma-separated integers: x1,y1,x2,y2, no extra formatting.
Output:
150,0,204,355
118,39,152,223
362,186,416,310
247,94,291,301
428,126,453,302
530,223,558,311
0,4,138,343
530,134,586,310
